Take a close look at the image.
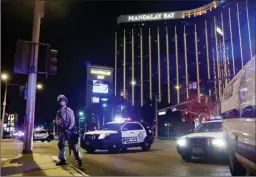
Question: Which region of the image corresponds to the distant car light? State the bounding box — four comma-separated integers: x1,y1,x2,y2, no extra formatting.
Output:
177,139,187,147
14,131,24,136
98,133,110,139
114,116,124,122
212,138,225,147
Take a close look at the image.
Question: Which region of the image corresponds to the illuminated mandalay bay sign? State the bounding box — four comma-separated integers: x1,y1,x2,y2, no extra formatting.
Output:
117,11,183,23
117,1,225,24
128,12,175,22
90,69,111,76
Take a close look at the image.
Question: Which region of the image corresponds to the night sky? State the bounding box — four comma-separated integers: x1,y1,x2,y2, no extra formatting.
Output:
1,0,209,126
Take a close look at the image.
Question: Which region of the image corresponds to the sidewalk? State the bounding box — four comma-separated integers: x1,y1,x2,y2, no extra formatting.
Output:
1,139,88,176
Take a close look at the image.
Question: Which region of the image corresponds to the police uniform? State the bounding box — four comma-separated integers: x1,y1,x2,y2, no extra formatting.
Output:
56,102,82,166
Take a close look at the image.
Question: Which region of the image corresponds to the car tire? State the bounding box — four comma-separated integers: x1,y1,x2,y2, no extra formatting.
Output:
141,140,151,152
86,148,96,154
47,139,51,142
41,140,45,142
108,144,120,154
121,148,127,153
181,155,191,161
228,152,246,176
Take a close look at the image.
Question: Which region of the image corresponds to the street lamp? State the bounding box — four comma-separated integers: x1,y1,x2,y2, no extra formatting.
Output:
79,111,84,117
78,111,84,135
102,103,107,126
131,80,136,85
1,73,9,139
1,73,8,81
175,85,181,90
164,122,170,138
36,83,43,90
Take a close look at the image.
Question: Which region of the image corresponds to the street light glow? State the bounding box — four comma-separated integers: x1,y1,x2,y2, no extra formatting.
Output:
131,80,136,85
1,73,8,81
102,103,107,107
158,111,167,116
175,85,181,90
36,83,43,89
114,116,124,122
79,111,84,116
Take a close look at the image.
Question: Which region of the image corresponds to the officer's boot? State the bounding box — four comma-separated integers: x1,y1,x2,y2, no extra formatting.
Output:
77,158,82,168
56,160,67,166
73,147,82,168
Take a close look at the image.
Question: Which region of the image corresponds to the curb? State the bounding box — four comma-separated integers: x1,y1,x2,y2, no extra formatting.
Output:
51,156,89,176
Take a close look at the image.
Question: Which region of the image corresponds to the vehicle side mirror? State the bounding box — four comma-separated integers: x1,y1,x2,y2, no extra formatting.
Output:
122,128,128,131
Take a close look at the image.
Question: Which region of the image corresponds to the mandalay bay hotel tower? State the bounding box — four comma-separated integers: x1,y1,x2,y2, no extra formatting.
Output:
114,1,255,121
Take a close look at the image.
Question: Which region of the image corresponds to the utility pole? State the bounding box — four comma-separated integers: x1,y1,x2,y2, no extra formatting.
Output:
22,0,45,154
1,83,8,139
167,123,170,138
53,121,55,136
78,118,80,135
155,94,158,139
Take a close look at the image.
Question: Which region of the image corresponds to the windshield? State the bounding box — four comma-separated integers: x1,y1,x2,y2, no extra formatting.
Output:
100,123,124,131
194,122,223,133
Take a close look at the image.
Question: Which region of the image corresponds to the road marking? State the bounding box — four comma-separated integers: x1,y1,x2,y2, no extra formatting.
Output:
51,156,89,176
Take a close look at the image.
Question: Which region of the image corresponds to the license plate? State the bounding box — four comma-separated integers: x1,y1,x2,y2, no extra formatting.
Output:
192,148,203,153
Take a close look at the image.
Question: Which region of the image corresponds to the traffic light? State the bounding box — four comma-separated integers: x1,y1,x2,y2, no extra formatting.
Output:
46,48,58,75
14,39,31,74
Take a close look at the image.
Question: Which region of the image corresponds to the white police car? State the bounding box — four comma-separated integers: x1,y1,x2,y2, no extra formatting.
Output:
80,119,154,153
177,119,227,161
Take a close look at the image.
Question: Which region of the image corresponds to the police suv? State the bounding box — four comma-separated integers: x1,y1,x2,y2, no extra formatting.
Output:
80,119,154,153
177,119,227,161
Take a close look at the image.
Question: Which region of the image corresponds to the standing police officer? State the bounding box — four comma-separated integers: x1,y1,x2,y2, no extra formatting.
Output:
55,95,82,167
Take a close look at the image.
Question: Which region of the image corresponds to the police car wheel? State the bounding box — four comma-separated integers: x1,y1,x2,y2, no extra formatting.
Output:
121,148,127,153
86,148,96,154
228,151,246,176
108,144,120,154
141,141,151,151
181,155,191,161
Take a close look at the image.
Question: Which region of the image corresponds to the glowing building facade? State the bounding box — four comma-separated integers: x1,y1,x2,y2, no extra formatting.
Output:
114,1,255,120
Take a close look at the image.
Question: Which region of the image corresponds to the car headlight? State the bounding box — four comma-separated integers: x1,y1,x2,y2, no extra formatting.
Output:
177,139,187,147
212,138,225,147
98,133,110,139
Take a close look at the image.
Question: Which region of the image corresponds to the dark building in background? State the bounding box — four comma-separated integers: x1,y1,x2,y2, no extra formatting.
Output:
114,0,255,124
86,66,114,129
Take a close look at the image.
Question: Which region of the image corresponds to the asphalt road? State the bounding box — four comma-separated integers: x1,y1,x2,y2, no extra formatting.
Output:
1,139,231,176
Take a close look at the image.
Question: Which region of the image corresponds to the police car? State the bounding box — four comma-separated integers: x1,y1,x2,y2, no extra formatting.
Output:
80,118,154,153
33,129,54,142
176,119,227,161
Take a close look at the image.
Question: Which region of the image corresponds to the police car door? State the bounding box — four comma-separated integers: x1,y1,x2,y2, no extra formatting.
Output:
121,123,145,145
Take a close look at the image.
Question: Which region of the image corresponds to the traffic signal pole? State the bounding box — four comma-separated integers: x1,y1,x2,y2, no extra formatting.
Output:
1,82,8,139
155,94,158,139
22,0,45,154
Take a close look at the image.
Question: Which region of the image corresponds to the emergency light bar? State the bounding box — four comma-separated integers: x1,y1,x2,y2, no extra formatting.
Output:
124,118,132,121
209,116,222,120
113,116,132,123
